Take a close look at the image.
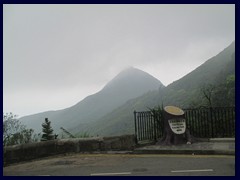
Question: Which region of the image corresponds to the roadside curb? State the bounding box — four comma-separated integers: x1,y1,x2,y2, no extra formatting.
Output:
209,138,235,143
133,140,235,156
132,149,235,155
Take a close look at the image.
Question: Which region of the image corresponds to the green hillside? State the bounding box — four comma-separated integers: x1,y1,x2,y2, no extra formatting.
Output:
81,41,235,136
19,67,164,134
19,41,235,137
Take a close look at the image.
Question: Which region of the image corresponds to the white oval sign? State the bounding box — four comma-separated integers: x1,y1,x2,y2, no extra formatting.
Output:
168,118,186,134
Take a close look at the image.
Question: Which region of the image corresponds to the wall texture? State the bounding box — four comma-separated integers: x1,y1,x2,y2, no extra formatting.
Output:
4,134,136,165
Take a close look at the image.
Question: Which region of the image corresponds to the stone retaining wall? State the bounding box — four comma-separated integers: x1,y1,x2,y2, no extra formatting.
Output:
4,134,136,165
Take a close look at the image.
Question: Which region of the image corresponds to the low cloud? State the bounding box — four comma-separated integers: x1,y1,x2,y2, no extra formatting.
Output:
3,4,235,116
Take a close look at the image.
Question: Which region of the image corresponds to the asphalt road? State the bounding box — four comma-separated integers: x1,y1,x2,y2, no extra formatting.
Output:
3,154,235,176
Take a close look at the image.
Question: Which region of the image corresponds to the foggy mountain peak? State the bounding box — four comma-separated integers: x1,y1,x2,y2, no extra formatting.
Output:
19,66,165,133
102,67,164,91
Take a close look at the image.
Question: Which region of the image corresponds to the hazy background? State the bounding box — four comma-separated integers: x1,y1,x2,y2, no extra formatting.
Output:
3,4,235,117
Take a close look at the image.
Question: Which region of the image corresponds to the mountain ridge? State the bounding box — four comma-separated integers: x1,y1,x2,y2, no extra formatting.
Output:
19,67,164,134
19,41,235,137
167,41,235,91
77,41,235,136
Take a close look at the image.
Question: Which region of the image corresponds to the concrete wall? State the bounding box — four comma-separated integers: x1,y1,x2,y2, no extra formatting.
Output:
3,134,136,165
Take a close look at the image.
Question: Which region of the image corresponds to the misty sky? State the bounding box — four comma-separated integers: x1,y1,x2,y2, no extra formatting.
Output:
3,4,235,117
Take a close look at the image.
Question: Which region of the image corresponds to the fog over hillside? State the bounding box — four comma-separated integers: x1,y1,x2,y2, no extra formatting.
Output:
76,41,235,136
4,5,234,117
18,41,235,137
19,67,164,134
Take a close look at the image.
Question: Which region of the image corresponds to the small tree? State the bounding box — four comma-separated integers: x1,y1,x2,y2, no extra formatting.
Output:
201,84,215,107
41,118,54,141
3,112,35,146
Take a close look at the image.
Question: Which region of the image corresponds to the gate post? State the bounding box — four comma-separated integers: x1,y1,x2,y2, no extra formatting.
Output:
153,111,157,142
134,110,138,144
210,107,214,138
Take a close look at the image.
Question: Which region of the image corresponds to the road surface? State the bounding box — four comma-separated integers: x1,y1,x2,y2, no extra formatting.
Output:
3,154,235,176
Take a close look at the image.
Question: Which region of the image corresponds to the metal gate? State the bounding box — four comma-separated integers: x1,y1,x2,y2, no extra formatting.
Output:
134,107,235,143
134,110,163,143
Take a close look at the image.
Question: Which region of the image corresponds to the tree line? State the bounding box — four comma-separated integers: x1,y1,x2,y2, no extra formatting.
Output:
3,114,92,147
3,114,58,146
